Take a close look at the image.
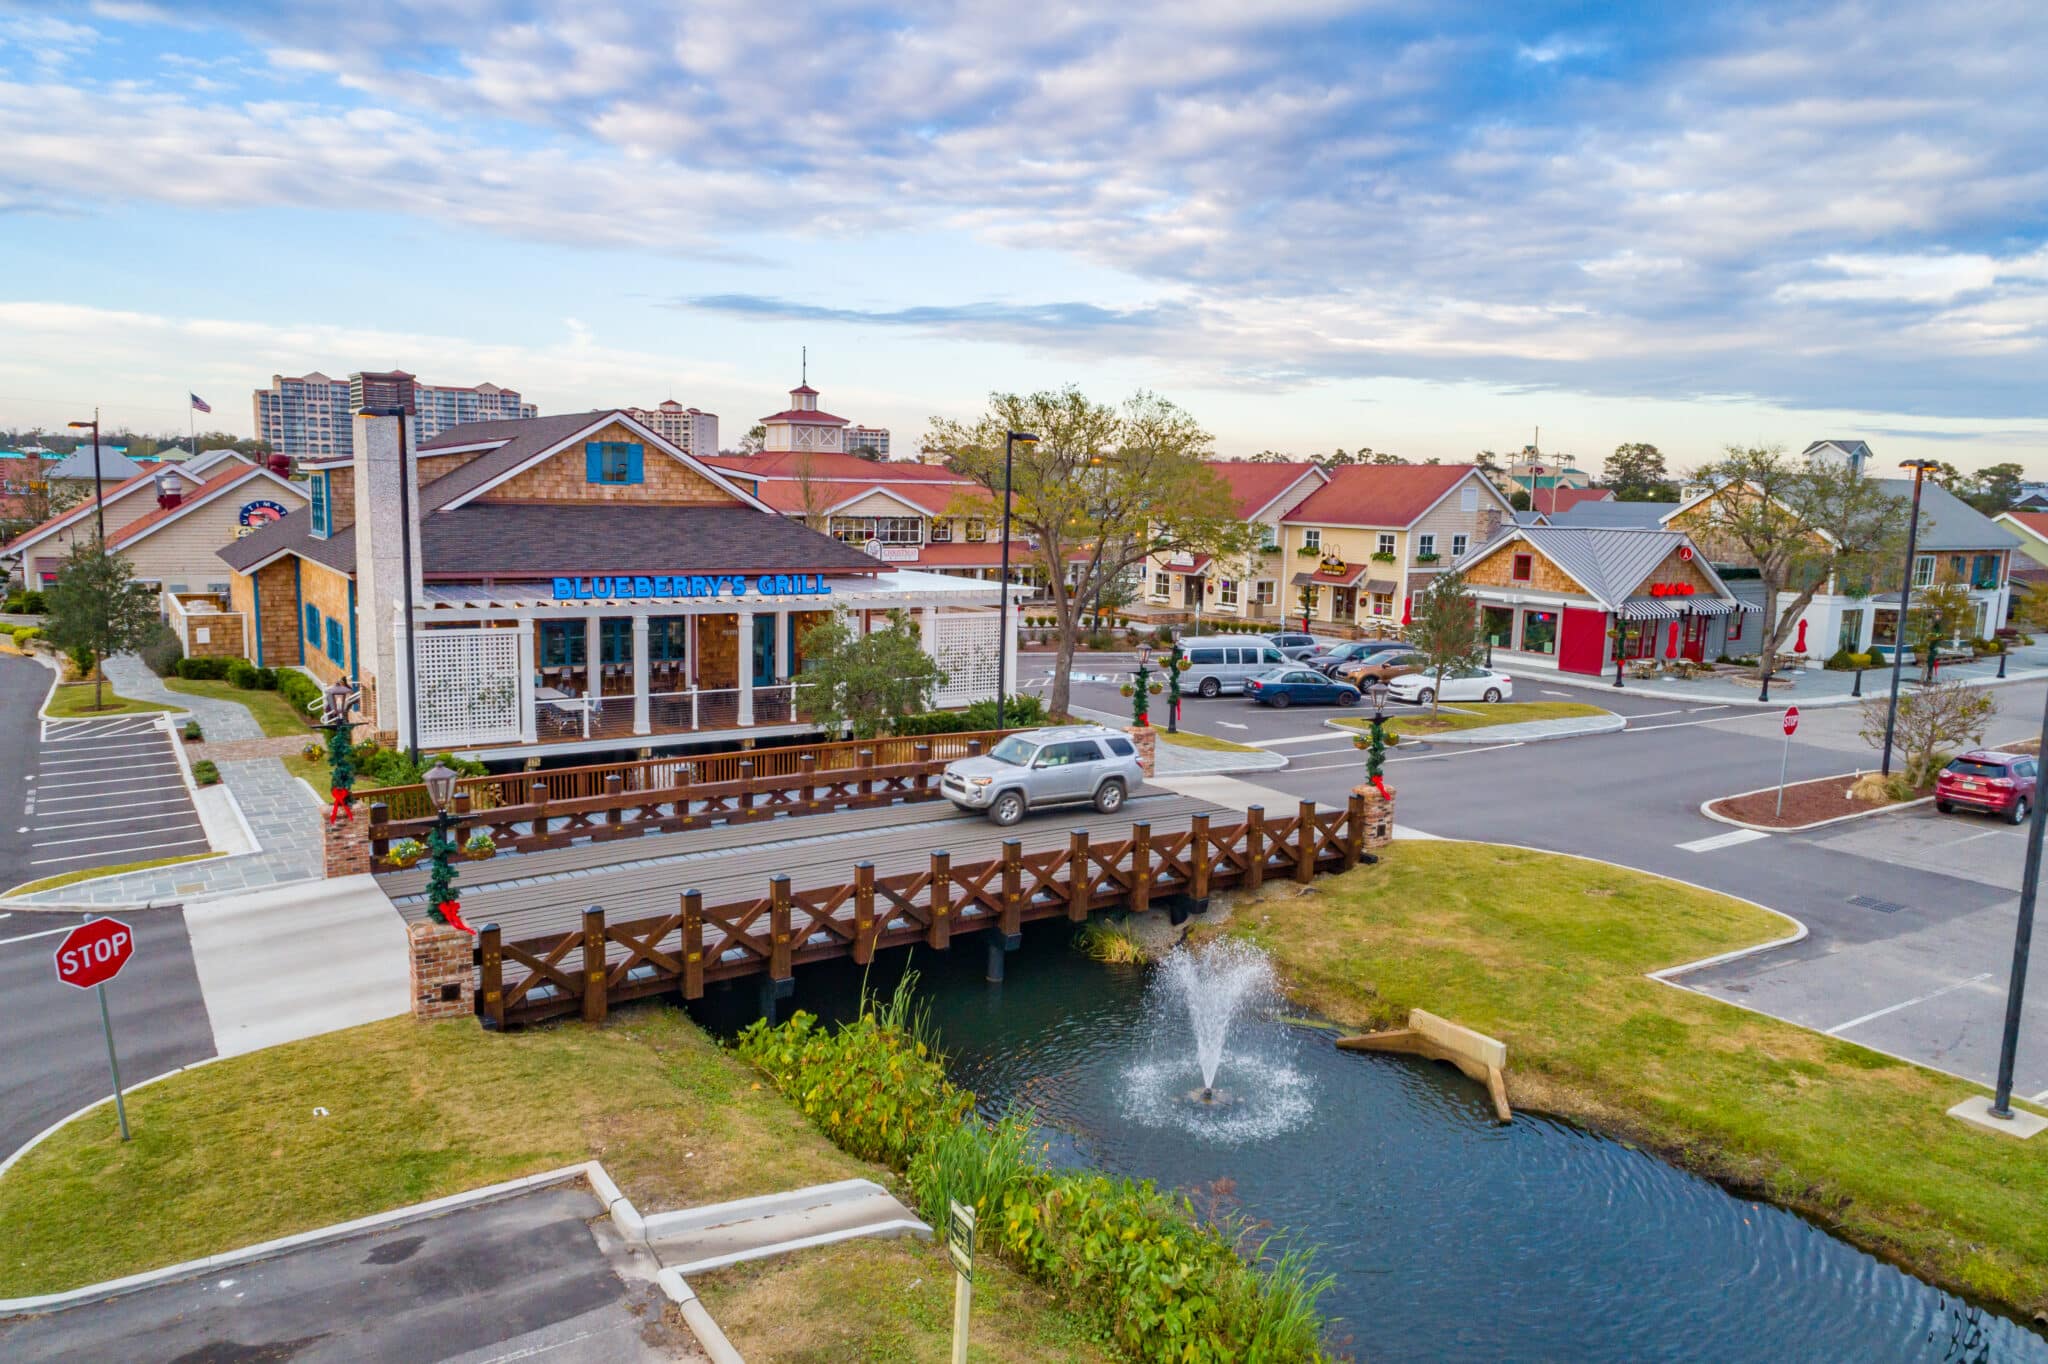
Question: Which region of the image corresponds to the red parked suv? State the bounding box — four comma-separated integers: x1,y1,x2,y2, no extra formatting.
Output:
1935,750,2039,824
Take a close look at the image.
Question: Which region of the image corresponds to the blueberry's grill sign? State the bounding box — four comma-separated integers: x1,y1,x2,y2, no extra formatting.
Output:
550,574,834,601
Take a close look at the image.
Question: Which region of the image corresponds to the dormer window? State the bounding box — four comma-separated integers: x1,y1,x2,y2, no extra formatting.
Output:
586,442,644,485
310,472,330,538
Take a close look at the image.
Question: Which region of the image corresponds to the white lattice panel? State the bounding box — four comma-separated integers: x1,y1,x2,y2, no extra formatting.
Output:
928,610,1001,707
415,627,522,748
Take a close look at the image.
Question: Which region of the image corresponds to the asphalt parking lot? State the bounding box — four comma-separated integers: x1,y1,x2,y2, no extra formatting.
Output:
17,716,210,890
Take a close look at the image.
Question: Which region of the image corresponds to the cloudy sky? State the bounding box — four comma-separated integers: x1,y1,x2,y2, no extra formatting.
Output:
0,0,2043,473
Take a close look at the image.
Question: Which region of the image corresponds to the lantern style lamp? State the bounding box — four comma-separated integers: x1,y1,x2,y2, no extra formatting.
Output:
422,760,463,926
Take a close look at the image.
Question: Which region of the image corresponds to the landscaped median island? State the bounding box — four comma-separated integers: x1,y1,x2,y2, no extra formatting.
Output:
1705,773,1923,829
41,682,173,719
0,1012,1102,1360
1217,840,2048,1319
1154,727,1263,754
3,851,219,899
1334,699,1612,742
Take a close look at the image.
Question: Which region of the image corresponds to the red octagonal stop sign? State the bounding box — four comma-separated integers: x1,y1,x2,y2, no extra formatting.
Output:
54,917,136,991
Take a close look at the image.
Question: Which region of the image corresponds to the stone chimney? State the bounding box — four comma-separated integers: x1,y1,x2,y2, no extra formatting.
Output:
1478,507,1503,545
351,411,425,742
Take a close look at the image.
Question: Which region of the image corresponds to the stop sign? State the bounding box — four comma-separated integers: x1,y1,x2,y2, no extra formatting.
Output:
53,917,135,991
1783,705,1800,736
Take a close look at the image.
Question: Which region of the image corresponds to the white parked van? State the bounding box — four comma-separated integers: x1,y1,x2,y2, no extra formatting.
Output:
1175,637,1289,697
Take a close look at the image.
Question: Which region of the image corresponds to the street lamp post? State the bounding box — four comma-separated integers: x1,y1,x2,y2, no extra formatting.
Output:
64,413,105,543
320,679,357,825
1166,637,1185,735
994,430,1039,730
1130,645,1153,727
1880,458,1940,777
1989,683,2047,1121
422,760,463,928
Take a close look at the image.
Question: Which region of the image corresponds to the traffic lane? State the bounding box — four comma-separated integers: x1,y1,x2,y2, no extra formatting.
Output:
0,651,51,892
24,719,209,883
0,906,214,1160
0,1184,685,1363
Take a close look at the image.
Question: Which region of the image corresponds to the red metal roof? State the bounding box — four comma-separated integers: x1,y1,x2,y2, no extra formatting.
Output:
0,461,173,553
1161,554,1212,575
1205,460,1325,519
1281,464,1482,528
1528,485,1615,515
705,452,969,482
107,465,276,549
2003,511,2048,541
759,408,849,425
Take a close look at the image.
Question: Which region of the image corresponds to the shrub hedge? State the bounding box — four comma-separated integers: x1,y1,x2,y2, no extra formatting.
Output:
891,693,1048,736
736,980,1331,1362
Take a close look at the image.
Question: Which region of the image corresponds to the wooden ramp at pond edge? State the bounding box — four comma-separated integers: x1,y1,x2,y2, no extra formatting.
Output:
1338,1009,1513,1124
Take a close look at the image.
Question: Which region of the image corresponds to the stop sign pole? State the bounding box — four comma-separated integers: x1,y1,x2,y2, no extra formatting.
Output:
1776,706,1801,816
53,917,137,1141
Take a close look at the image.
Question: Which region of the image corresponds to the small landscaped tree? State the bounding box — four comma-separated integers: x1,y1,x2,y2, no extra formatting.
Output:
794,608,946,740
1859,677,1994,789
1907,580,1976,683
42,540,158,711
1403,569,1484,718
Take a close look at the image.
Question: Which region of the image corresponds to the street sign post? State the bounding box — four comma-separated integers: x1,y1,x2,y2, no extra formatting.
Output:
947,1199,976,1364
1776,706,1800,817
53,917,136,1141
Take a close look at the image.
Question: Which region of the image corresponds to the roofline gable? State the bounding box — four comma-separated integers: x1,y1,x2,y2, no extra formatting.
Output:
1242,466,1331,522
0,463,203,555
820,485,932,517
1994,511,2048,548
1458,528,1603,604
436,412,778,515
107,466,303,550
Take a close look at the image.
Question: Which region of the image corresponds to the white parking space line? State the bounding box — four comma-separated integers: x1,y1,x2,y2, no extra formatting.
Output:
0,925,77,947
1541,689,1574,697
1215,721,1250,730
1676,829,1771,853
28,774,180,793
29,835,211,866
1248,733,1354,748
1824,974,1995,1037
36,745,173,762
1629,714,1775,733
32,792,196,811
33,821,203,848
37,756,178,773
34,811,195,832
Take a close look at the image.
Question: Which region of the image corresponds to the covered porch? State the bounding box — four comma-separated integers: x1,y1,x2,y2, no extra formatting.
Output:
393,569,1014,759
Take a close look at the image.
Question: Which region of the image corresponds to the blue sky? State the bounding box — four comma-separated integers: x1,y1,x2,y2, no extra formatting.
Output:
0,0,2043,474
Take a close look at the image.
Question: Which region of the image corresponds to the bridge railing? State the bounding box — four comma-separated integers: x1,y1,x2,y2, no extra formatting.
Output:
475,797,1370,1029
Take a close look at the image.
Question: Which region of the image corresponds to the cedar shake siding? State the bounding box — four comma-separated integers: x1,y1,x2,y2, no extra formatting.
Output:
479,422,740,507
1462,542,1590,595
250,559,302,667
300,560,356,683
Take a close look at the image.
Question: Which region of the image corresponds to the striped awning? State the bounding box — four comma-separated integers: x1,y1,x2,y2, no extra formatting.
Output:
1617,596,1746,620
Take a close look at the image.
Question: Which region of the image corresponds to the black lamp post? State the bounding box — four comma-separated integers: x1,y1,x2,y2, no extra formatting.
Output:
422,760,461,926
1880,457,1940,777
994,429,1039,730
1165,637,1185,734
1131,644,1154,727
64,413,105,543
1989,684,2048,1121
320,679,356,823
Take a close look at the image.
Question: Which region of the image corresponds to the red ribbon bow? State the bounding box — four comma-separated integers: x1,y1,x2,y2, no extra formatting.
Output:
328,787,354,825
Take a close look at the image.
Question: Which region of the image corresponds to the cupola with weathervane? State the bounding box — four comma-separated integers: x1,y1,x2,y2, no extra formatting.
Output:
759,350,851,454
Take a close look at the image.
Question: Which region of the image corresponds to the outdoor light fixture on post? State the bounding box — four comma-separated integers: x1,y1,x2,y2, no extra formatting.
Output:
993,430,1039,731
1880,457,1941,777
1354,679,1393,796
1988,683,2047,1125
320,679,357,825
422,760,465,929
65,413,105,543
1129,645,1154,726
1166,637,1186,735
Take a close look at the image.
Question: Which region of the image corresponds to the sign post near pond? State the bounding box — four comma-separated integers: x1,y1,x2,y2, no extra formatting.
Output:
948,1198,976,1364
1776,706,1799,816
53,915,135,1141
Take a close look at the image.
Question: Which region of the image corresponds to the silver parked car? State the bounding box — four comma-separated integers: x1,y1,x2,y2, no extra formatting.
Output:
1176,636,1289,697
941,725,1143,826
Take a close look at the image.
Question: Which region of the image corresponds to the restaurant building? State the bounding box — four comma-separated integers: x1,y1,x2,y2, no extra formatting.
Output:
217,408,1012,761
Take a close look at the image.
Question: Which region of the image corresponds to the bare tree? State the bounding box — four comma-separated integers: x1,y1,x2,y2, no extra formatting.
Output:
1859,677,1994,788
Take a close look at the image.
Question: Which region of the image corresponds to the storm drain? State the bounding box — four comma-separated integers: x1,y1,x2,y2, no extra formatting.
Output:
1847,894,1907,915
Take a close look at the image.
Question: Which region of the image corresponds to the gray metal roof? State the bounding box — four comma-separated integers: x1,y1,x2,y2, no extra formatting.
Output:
1504,526,1733,610
1870,479,2020,551
1551,500,1675,529
44,446,148,480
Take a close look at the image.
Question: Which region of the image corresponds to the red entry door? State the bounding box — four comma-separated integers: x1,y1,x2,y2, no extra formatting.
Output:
1683,615,1707,662
1559,607,1609,675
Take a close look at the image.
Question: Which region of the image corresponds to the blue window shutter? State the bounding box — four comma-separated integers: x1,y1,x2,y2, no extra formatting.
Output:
586,442,603,482
627,444,644,484
327,619,343,665
305,604,318,643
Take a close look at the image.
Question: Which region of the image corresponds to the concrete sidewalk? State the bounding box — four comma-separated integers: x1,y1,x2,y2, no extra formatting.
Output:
1521,644,2048,709
1069,702,1290,774
1394,714,1625,744
184,875,410,1058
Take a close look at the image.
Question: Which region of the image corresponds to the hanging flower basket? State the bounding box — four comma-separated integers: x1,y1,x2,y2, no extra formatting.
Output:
1148,681,1164,695
1120,683,1136,697
461,831,497,861
384,838,425,870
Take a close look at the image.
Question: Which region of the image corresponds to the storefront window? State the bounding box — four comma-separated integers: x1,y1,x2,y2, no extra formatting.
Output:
650,616,689,662
1837,608,1864,653
1482,605,1514,648
1219,579,1239,606
1912,555,1935,588
1973,554,2001,589
1521,608,1558,656
539,621,586,667
1371,593,1393,617
1512,553,1533,583
829,515,923,545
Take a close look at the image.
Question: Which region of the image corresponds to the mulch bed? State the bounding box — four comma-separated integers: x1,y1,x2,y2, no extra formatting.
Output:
1707,774,1916,829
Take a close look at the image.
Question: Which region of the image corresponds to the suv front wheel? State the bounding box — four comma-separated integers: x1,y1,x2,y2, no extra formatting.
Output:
989,790,1026,826
1094,779,1126,814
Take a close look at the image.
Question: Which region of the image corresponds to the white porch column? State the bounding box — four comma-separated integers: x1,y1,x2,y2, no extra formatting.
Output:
584,615,599,700
631,614,650,735
737,609,756,726
1001,598,1020,701
517,623,537,744
773,608,790,679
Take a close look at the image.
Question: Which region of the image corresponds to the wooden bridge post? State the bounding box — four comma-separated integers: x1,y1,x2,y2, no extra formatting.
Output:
604,773,624,831
800,753,819,811
678,763,696,819
1130,821,1152,915
769,875,794,984
477,922,504,1029
1295,800,1318,884
369,802,390,861
913,742,933,795
1244,806,1265,891
967,739,984,757
1190,813,1211,901
581,906,607,1024
929,850,952,949
999,838,1024,940
737,760,755,816
1067,830,1090,921
680,891,705,1000
530,779,550,843
853,862,877,964
856,748,874,800
1343,792,1366,870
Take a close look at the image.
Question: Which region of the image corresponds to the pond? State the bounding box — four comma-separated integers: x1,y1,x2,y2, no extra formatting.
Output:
696,925,2048,1363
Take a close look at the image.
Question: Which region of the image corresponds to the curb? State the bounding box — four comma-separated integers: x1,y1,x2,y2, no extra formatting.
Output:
1515,660,2048,709
1697,776,1936,834
1324,713,1627,745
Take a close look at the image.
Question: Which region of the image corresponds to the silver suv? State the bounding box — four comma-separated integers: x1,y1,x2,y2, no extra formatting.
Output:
941,725,1143,826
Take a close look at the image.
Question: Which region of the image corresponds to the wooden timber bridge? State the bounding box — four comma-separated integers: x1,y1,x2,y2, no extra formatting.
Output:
475,795,1378,1029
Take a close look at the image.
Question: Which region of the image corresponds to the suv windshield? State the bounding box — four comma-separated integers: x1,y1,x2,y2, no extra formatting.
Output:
990,736,1041,766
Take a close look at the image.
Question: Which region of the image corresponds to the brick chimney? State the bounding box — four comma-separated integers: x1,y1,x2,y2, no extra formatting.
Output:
1479,507,1503,544
153,473,182,510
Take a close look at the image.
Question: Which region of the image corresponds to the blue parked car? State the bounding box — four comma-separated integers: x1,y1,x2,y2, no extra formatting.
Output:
1244,666,1361,709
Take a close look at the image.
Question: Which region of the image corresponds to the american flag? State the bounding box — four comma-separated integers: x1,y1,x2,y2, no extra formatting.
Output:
190,393,212,414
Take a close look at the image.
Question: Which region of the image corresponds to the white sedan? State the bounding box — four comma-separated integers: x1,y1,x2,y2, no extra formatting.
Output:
1385,666,1514,706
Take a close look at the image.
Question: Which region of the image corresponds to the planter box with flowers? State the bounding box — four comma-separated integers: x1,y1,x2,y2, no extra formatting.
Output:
1415,553,1441,564
1370,551,1396,563
384,838,425,870
461,831,497,862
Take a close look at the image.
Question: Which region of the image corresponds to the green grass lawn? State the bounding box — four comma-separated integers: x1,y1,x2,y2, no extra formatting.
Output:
1335,699,1609,740
1156,727,1260,753
4,852,220,898
164,677,316,738
1222,841,2048,1316
42,682,173,718
0,1011,1102,1357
